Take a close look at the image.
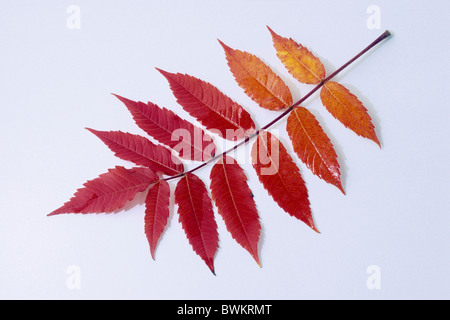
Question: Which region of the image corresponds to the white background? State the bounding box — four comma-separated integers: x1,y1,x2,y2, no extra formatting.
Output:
1,0,449,299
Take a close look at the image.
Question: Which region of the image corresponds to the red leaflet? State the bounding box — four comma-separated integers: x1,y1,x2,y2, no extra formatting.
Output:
87,129,184,176
251,131,317,232
49,166,157,215
175,173,218,274
286,107,344,193
210,155,261,266
145,180,171,260
157,69,256,140
320,81,381,147
113,94,216,161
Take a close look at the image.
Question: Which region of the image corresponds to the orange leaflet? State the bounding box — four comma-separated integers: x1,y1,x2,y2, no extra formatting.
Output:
251,131,317,232
210,155,261,266
218,40,293,111
320,81,380,147
287,107,344,194
268,26,325,85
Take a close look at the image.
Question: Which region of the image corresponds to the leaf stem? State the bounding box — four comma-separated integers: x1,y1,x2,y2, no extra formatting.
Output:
164,30,391,182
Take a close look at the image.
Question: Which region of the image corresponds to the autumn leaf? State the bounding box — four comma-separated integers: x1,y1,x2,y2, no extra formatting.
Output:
286,107,344,193
210,155,261,266
49,28,390,272
218,40,293,110
251,131,317,232
175,173,218,274
268,26,325,84
145,180,171,260
320,81,381,147
157,69,255,140
86,129,184,176
113,94,216,161
49,166,158,216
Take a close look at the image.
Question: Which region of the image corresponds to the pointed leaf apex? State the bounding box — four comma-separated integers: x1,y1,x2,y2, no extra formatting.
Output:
150,250,156,261
267,26,282,42
254,255,262,268
208,261,216,275
85,127,97,134
112,93,135,107
217,39,232,52
306,216,321,234
373,136,382,149
155,67,171,78
156,68,178,83
337,182,346,195
266,25,275,35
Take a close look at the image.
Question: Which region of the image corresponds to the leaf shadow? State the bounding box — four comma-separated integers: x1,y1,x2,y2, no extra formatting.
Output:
109,179,178,261
113,188,148,214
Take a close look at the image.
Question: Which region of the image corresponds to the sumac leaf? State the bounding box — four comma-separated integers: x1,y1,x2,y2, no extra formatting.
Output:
86,129,184,176
174,173,218,274
268,26,325,84
251,131,317,232
210,155,261,265
113,94,216,161
145,180,171,260
157,69,255,140
49,166,158,216
219,40,293,111
286,107,344,193
320,81,380,147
